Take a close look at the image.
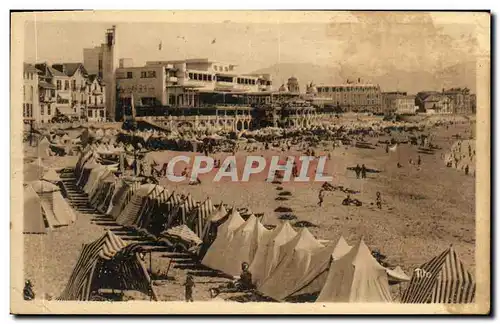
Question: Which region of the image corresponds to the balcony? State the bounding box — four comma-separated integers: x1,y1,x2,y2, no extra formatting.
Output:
92,89,103,95
167,76,178,82
39,96,56,103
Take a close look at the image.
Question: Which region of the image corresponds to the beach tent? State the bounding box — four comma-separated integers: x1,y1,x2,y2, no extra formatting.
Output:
201,208,245,273
107,180,142,219
159,224,203,252
41,168,62,183
387,266,411,284
58,230,157,301
23,180,76,233
207,215,269,277
401,246,475,303
132,186,169,231
258,228,324,300
186,197,215,237
116,184,161,227
142,191,183,237
23,158,47,182
200,203,228,244
23,184,48,233
285,236,352,300
249,221,297,288
316,239,392,303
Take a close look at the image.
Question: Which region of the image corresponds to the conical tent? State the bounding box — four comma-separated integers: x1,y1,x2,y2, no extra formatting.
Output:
316,239,392,303
58,230,157,301
287,236,352,299
23,185,48,234
209,215,270,277
42,168,61,183
259,228,324,300
401,246,475,303
249,221,297,288
116,184,159,227
201,208,245,272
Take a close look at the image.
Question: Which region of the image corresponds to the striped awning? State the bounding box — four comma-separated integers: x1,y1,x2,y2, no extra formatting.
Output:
58,231,156,301
401,246,475,304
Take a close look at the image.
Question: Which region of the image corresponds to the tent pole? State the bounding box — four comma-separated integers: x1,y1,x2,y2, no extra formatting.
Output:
149,250,152,301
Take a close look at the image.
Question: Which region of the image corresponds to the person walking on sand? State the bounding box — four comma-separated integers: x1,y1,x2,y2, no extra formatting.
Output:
361,164,367,179
355,164,361,179
318,189,325,207
183,274,195,302
417,155,421,166
376,192,382,209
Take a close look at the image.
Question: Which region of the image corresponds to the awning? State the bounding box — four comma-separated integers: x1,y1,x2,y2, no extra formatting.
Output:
39,81,55,89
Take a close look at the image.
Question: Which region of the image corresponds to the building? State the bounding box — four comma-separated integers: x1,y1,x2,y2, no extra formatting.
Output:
420,94,453,114
83,26,118,120
442,88,472,114
394,95,417,114
315,79,382,113
470,94,477,113
287,76,300,94
51,63,90,119
23,63,39,124
381,92,416,115
85,75,106,122
381,91,407,114
115,58,273,119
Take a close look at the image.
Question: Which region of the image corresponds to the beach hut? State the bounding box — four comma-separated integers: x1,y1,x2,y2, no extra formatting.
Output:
58,230,157,301
401,246,475,303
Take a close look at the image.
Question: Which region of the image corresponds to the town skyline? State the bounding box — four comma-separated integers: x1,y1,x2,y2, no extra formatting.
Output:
24,13,480,81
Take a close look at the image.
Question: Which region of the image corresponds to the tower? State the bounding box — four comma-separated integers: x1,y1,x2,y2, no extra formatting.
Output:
102,26,118,120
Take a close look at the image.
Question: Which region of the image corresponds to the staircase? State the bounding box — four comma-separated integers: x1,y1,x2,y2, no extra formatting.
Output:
58,168,169,248
59,169,97,214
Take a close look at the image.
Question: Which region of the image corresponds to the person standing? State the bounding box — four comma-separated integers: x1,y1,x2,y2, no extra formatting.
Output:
376,192,382,209
417,155,421,166
183,274,195,302
361,164,367,179
318,189,325,207
355,164,361,179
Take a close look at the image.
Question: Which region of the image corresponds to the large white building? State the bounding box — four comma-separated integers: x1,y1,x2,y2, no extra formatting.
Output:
115,58,272,118
315,79,382,113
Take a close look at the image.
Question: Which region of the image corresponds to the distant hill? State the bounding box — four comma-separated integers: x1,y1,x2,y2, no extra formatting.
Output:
251,61,477,94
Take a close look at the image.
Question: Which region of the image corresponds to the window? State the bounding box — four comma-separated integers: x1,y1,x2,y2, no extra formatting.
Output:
100,110,104,118
47,105,51,115
72,80,76,90
208,75,212,82
30,86,33,101
22,104,25,117
100,97,103,104
127,72,133,79
188,73,193,79
141,71,147,78
56,80,61,90
148,71,156,78
98,59,103,71
100,85,103,92
64,80,69,90
89,96,91,104
41,105,44,115
30,73,33,80
88,110,93,117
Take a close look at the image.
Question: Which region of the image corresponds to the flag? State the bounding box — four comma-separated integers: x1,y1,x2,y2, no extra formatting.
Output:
211,38,216,44
389,144,398,152
158,41,162,51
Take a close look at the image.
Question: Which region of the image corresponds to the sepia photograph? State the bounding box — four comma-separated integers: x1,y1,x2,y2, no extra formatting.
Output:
10,10,491,315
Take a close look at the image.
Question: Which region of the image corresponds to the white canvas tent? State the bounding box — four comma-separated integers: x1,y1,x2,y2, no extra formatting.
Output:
286,236,352,299
258,228,324,300
207,214,269,277
316,239,392,303
249,221,297,288
201,208,245,273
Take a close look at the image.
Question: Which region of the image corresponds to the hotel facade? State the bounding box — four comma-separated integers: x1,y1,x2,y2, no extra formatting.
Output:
315,80,382,113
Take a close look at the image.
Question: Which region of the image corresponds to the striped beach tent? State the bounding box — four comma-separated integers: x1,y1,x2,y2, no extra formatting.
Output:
179,194,198,224
58,230,157,301
134,186,169,231
401,246,475,304
146,191,183,237
108,180,142,219
116,184,160,227
186,197,215,237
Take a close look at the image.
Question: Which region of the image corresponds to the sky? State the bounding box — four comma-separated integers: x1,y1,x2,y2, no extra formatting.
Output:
22,12,484,74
